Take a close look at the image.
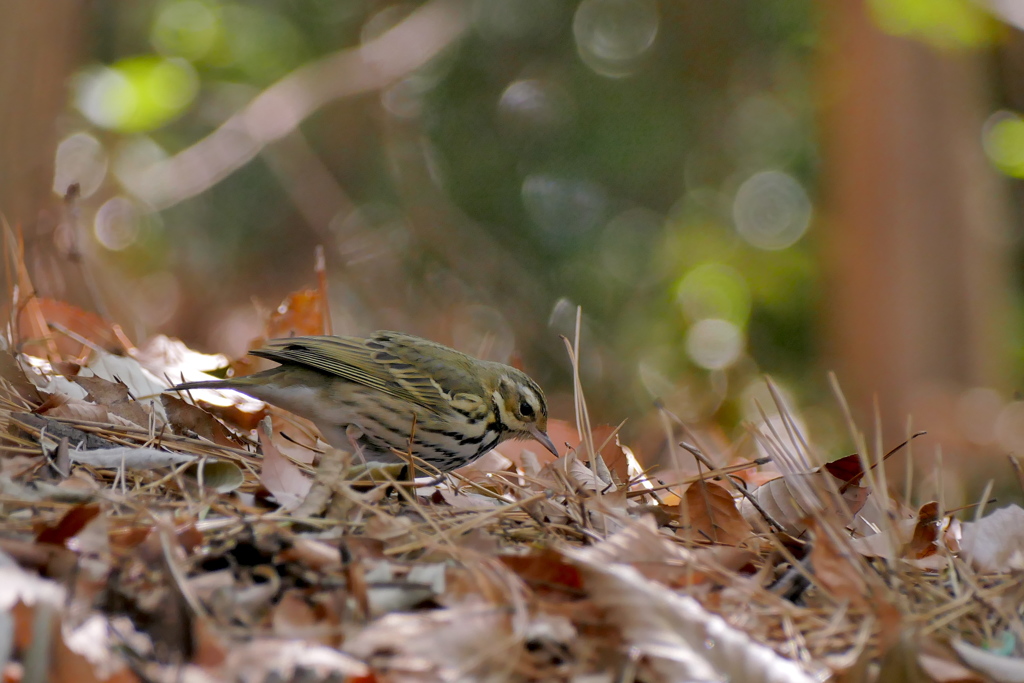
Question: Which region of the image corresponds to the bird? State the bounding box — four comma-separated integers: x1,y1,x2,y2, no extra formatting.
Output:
171,331,558,472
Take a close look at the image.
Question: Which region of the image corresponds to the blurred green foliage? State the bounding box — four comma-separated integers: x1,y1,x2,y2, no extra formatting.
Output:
60,0,826,443
58,0,1016,451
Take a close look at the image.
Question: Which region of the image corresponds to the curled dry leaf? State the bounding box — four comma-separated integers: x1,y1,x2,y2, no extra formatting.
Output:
72,375,131,405
739,454,870,536
184,459,245,493
500,549,584,597
365,561,447,617
266,408,320,465
850,501,960,570
258,419,312,510
38,394,119,424
291,447,351,518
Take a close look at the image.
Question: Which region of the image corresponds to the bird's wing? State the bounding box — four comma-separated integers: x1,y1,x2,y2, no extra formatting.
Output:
366,331,484,401
251,333,456,412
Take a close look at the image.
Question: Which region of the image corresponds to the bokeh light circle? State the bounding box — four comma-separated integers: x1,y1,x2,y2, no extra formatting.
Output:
498,79,575,142
53,133,108,198
983,110,1024,178
676,263,751,326
151,0,221,61
733,170,811,250
75,57,198,132
94,197,143,251
686,318,743,370
573,0,659,78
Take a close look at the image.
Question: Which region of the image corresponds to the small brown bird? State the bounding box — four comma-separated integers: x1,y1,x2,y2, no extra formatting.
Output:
172,331,558,471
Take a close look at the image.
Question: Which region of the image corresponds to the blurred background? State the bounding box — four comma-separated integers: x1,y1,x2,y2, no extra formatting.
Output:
3,0,1024,501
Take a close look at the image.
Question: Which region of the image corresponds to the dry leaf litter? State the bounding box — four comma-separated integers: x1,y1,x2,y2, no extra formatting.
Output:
1,297,1023,683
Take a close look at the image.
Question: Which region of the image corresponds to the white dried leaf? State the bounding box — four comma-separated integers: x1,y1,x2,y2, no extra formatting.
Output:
218,639,369,681
565,545,822,683
344,604,512,682
87,352,168,421
952,638,1024,683
71,447,195,469
959,505,1024,572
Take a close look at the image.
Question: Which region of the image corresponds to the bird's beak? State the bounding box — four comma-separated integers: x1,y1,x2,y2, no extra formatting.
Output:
528,426,559,457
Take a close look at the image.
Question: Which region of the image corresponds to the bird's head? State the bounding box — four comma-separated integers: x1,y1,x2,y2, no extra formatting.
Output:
491,369,558,457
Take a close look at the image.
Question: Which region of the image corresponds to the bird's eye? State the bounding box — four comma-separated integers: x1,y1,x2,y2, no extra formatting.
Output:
519,400,534,418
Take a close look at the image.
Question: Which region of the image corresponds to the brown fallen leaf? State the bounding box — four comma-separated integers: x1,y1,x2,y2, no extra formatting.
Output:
500,549,585,596
807,520,870,608
679,479,753,545
71,375,152,427
72,375,132,404
36,504,102,547
902,502,948,560
0,350,43,405
161,394,236,447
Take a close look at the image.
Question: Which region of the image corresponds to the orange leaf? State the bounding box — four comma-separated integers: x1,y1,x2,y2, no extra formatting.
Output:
18,298,129,358
265,288,327,339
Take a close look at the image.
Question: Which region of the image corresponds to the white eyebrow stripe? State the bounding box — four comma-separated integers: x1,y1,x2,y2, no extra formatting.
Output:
519,386,539,408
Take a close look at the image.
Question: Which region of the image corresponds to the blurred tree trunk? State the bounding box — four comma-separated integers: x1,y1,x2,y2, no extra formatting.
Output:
0,3,83,292
818,3,1010,455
